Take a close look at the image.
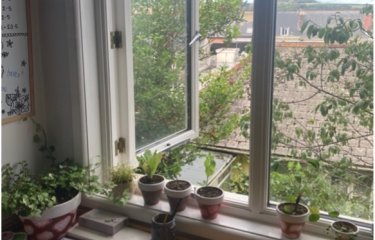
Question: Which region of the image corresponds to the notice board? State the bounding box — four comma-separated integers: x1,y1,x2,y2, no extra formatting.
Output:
1,0,34,124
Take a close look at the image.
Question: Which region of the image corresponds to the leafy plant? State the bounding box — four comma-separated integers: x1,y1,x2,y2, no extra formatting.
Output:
111,164,135,184
137,150,164,179
204,153,216,185
1,119,106,217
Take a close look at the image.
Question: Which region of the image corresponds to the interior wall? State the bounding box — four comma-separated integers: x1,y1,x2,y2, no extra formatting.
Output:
1,0,79,174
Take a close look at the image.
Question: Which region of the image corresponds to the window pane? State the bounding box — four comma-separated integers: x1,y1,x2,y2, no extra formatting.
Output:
150,1,252,194
132,0,189,149
270,1,373,221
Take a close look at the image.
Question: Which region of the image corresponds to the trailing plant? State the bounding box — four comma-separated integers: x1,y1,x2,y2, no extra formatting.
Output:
1,119,106,217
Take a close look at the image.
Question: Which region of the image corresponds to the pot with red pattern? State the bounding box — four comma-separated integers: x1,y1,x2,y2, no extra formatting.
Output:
194,186,224,220
276,202,310,239
19,192,81,240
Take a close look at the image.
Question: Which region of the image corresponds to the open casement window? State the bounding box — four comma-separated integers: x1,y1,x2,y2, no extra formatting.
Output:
98,0,199,168
83,0,373,236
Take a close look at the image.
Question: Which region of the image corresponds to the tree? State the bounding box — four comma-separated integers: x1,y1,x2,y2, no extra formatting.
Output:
270,6,373,219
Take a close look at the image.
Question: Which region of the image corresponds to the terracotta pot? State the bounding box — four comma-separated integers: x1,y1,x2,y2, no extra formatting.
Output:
330,220,359,240
276,202,310,239
112,181,135,199
194,186,224,220
138,175,165,205
164,180,192,212
19,192,81,240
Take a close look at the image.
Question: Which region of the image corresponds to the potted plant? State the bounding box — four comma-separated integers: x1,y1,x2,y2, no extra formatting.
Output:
2,119,105,240
194,153,224,220
328,219,359,240
110,163,135,204
276,195,320,239
137,149,165,205
164,179,192,212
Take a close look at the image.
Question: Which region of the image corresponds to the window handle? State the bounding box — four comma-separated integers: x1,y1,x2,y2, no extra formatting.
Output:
189,31,201,46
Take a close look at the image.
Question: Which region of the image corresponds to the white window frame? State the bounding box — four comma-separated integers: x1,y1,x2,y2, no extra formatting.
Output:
93,0,199,171
74,0,373,239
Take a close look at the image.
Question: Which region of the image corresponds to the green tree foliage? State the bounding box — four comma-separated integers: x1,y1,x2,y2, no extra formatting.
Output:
270,7,373,219
133,0,245,148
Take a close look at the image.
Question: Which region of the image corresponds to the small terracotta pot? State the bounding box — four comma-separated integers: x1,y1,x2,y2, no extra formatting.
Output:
330,220,359,240
194,186,224,220
276,202,310,239
164,180,192,212
138,175,165,205
19,192,81,240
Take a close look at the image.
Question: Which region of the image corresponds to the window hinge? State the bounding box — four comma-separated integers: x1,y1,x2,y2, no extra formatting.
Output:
115,137,126,155
110,31,122,49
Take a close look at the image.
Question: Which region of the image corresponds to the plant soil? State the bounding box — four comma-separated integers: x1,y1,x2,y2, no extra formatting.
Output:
279,203,308,215
56,188,78,204
154,213,173,223
166,180,190,190
140,175,164,184
333,221,357,233
197,186,222,198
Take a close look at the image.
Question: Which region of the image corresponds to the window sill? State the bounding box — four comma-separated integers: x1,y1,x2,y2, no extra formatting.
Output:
80,193,372,240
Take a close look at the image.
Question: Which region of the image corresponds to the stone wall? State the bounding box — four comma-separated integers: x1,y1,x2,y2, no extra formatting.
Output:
215,43,373,169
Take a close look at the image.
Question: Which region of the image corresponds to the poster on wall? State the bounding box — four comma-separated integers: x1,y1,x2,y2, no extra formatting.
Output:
1,0,34,124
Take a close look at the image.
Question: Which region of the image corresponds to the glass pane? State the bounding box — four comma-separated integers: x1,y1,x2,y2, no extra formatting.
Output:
132,0,189,149
270,1,373,221
167,1,252,193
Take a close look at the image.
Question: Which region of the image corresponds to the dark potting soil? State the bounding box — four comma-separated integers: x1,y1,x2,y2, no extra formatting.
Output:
332,221,357,233
197,186,223,198
279,203,308,215
140,175,164,184
166,180,190,191
154,213,173,223
55,187,79,204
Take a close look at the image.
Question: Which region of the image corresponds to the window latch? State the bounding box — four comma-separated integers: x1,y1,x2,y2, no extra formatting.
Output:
115,137,126,155
111,31,122,49
189,31,201,46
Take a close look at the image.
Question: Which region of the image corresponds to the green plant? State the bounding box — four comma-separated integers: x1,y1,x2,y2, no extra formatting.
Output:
137,150,164,179
111,164,135,184
2,161,56,217
2,159,103,217
1,119,106,217
203,153,215,185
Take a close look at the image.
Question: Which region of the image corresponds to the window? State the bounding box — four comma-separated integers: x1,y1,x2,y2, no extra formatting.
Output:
132,0,194,150
270,0,373,223
82,0,372,235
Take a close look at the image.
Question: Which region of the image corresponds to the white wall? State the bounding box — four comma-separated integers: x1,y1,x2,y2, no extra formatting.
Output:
1,0,81,174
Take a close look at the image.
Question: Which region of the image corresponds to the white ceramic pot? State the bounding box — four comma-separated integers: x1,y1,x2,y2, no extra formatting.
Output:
138,175,165,205
164,180,192,212
330,220,359,240
194,186,224,219
19,192,81,240
276,202,309,239
164,180,192,198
